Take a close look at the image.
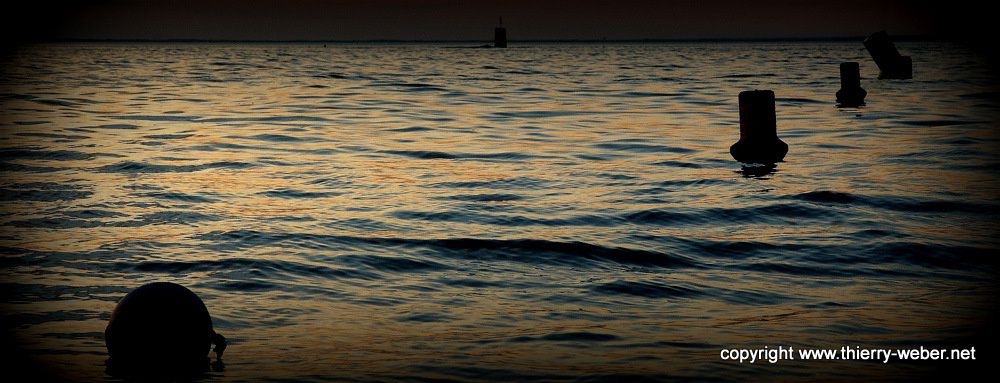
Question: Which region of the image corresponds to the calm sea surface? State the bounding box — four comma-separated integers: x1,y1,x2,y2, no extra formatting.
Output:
1,42,998,381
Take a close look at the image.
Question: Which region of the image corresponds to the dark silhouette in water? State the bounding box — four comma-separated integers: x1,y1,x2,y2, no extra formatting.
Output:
730,90,788,164
105,282,226,377
863,31,912,79
494,17,507,48
836,62,867,107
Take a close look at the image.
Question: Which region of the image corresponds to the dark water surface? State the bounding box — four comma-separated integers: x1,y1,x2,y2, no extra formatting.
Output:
1,42,998,381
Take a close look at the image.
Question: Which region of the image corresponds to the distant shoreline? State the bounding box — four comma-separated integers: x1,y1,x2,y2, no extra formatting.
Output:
21,36,943,44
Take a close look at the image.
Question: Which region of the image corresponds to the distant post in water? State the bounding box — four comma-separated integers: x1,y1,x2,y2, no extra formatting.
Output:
836,62,867,107
863,31,912,79
730,90,788,163
494,17,507,48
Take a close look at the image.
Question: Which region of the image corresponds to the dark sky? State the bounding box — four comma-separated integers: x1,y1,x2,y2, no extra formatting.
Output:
4,0,992,42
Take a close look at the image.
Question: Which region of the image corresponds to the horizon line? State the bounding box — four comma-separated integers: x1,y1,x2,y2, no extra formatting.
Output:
22,35,946,44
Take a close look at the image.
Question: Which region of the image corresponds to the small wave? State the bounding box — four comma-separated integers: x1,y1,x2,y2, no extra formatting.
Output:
594,173,639,181
258,189,341,199
314,72,350,79
650,160,702,168
718,73,776,78
621,209,698,225
82,124,140,130
355,297,407,307
0,187,92,202
393,312,455,323
14,132,89,140
722,203,843,220
139,192,217,203
383,150,540,160
211,280,277,292
574,153,618,161
608,341,717,349
306,177,354,187
335,254,450,273
208,61,256,67
789,190,857,204
321,218,404,232
4,217,104,229
872,198,992,214
61,209,127,219
787,191,995,214
592,278,798,305
435,278,506,288
657,76,693,82
110,115,201,122
4,210,216,229
139,211,219,224
503,69,544,75
510,332,620,342
662,236,807,258
594,143,696,154
0,148,95,161
197,115,331,123
0,309,101,327
96,161,255,173
656,179,729,188
119,258,380,280
390,210,619,227
492,110,604,119
436,193,525,202
190,142,340,155
897,119,984,127
0,162,65,173
192,230,701,269
775,97,825,104
868,242,995,270
419,237,701,268
591,280,702,299
30,98,79,107
384,126,433,132
240,134,321,143
623,203,838,226
384,150,456,159
619,91,683,98
142,134,193,140
735,260,893,277
372,82,447,92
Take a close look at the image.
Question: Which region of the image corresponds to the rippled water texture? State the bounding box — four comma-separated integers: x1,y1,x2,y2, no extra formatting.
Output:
1,42,999,381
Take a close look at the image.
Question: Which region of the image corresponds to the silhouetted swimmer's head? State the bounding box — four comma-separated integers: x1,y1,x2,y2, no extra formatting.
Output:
105,282,226,376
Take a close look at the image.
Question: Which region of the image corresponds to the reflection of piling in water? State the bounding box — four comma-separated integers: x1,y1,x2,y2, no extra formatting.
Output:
105,282,226,374
494,17,507,48
836,62,867,107
730,90,788,164
863,31,911,79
